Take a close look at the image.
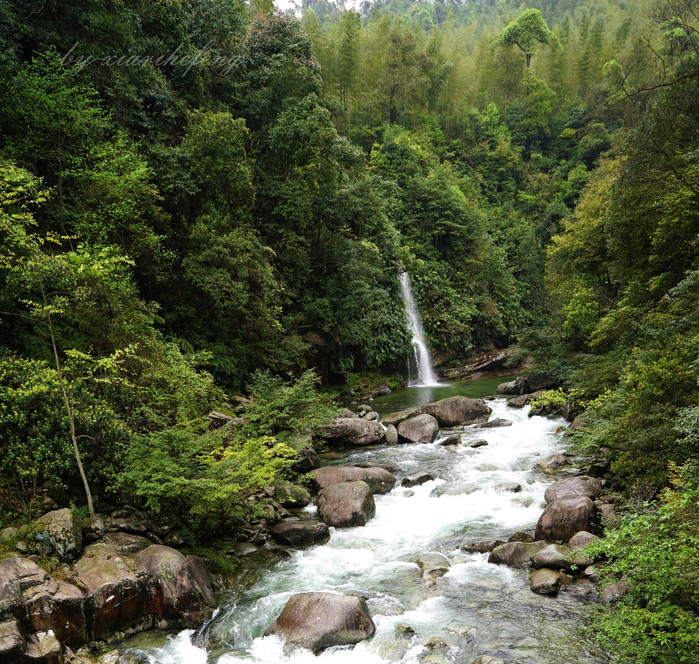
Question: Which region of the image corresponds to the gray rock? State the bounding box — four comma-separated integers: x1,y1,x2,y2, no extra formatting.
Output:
397,414,439,444
266,592,375,654
535,496,600,542
416,553,450,586
531,544,592,573
342,409,358,419
317,482,375,528
472,657,506,664
497,373,555,396
496,482,522,493
34,509,83,563
488,541,547,567
473,418,513,429
568,531,602,549
270,520,331,548
535,454,572,475
383,397,491,428
401,472,434,487
421,397,492,427
544,476,602,503
436,434,461,446
322,418,385,446
601,579,627,604
291,446,321,474
0,528,18,546
25,629,63,663
384,425,398,445
508,390,545,408
507,531,534,543
0,619,25,662
530,568,562,596
465,439,488,448
461,539,506,554
272,482,312,508
308,466,395,494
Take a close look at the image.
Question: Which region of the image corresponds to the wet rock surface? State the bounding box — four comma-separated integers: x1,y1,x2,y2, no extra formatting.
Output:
265,592,375,654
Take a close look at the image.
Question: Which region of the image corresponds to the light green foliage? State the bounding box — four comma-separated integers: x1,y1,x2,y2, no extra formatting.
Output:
0,355,128,513
496,9,557,68
587,464,699,664
120,370,338,537
241,369,340,444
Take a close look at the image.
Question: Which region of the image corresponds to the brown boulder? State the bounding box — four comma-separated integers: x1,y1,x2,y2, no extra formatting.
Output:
421,397,491,427
321,419,385,446
308,466,395,494
134,546,216,625
545,477,602,503
72,543,151,641
397,414,439,444
535,496,600,542
317,482,375,528
266,592,375,654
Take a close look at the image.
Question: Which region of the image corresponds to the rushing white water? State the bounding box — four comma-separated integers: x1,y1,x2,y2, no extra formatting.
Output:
125,397,608,664
398,272,440,387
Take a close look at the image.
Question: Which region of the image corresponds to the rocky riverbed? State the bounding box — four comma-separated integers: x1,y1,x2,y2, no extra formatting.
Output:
0,377,617,664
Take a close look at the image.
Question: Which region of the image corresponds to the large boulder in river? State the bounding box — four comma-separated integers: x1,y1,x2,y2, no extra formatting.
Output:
266,592,375,654
321,418,385,446
134,545,216,625
401,472,434,487
270,520,330,548
421,397,491,427
535,496,600,543
308,466,395,494
488,541,547,567
568,531,602,549
544,476,602,503
317,481,375,528
33,508,83,563
397,414,439,444
531,544,592,573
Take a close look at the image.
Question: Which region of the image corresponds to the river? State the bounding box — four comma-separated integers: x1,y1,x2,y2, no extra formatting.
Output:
126,380,608,664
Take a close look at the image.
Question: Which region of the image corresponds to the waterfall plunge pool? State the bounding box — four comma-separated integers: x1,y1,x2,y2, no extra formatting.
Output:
124,381,608,664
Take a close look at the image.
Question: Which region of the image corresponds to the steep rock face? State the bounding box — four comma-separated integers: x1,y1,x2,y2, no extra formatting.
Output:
535,496,600,542
316,481,375,528
397,414,439,444
134,546,216,626
0,541,218,659
308,466,396,494
266,592,375,654
321,419,385,446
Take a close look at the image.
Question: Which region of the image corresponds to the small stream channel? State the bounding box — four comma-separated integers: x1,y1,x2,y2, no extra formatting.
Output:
127,379,608,664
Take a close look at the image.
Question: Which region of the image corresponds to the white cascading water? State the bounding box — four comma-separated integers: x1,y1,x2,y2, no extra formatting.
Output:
398,272,440,387
126,397,607,664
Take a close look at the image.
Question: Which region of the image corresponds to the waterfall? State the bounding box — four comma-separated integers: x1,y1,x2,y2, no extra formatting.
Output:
398,271,440,387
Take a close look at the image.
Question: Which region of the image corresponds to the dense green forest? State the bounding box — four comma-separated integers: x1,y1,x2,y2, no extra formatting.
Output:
0,0,697,661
